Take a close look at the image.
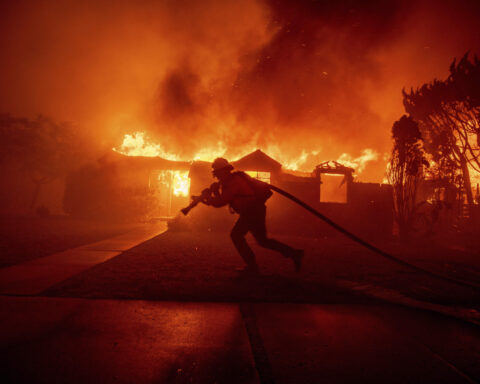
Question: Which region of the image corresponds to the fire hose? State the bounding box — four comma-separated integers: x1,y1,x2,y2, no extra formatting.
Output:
182,183,480,291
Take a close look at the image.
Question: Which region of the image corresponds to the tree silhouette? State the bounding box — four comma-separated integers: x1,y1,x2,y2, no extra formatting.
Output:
0,114,83,212
403,53,480,218
387,115,427,239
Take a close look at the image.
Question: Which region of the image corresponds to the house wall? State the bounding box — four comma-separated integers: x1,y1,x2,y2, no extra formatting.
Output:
183,160,394,238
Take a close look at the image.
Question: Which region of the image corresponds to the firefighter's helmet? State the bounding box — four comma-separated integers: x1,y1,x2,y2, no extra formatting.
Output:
212,158,234,172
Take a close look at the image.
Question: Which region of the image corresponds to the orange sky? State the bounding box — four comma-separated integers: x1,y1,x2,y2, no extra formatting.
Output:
1,0,479,181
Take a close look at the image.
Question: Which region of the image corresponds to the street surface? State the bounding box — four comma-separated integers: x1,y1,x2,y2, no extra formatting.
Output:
1,226,480,383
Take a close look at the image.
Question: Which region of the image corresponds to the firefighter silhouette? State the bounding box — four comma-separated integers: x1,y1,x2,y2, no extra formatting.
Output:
203,158,304,274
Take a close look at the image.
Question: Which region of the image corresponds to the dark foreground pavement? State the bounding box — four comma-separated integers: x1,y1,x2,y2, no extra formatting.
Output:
1,229,480,383
44,231,480,319
1,296,480,383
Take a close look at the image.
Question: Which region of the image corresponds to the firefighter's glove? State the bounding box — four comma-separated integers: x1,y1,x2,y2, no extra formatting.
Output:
200,188,212,204
210,182,220,197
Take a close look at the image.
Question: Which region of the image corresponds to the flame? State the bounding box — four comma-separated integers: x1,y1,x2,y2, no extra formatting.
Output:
260,145,321,171
114,132,378,175
193,142,227,162
273,149,309,171
336,149,379,173
114,132,180,160
172,171,190,197
114,132,226,162
158,170,190,197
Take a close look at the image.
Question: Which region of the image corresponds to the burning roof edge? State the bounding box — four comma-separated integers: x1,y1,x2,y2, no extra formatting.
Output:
107,150,191,171
314,160,354,176
109,149,359,176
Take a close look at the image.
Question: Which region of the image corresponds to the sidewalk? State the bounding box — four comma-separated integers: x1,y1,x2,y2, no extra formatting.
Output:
0,222,167,295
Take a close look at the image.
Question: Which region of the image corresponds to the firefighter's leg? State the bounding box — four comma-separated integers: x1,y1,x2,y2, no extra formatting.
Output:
248,206,294,255
249,207,304,271
251,223,297,256
230,215,258,269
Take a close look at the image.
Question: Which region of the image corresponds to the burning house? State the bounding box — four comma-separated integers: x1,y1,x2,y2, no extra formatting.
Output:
63,150,191,220
109,152,192,218
97,147,393,237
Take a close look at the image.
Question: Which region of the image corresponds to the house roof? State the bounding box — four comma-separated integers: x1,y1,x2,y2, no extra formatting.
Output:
107,150,191,171
314,160,354,175
232,149,282,172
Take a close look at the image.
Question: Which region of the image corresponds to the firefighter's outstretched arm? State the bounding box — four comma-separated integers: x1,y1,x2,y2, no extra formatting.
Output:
203,187,228,207
181,183,221,215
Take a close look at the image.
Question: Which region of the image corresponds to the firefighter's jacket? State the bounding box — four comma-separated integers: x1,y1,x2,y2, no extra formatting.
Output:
206,173,259,214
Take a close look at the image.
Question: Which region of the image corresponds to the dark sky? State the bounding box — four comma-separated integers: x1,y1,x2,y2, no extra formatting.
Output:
1,0,479,180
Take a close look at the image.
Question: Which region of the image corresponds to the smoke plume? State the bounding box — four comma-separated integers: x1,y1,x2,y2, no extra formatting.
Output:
1,0,479,180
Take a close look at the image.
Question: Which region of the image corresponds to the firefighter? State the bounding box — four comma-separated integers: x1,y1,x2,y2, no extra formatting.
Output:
203,157,304,274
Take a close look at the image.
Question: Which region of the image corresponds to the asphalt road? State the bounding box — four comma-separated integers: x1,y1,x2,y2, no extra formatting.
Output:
1,296,479,383
1,228,480,383
44,231,480,311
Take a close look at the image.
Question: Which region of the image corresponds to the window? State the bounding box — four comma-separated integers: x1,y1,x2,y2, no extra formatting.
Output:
320,173,347,203
246,171,271,184
155,170,190,197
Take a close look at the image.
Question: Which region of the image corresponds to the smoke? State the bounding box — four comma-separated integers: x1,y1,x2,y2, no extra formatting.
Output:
1,0,480,180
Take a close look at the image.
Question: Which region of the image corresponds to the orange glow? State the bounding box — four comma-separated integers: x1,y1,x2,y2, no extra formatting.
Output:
113,132,180,160
2,1,479,186
114,132,377,176
320,174,348,203
172,171,190,197
114,132,226,162
246,171,271,183
157,170,190,197
193,143,228,162
337,149,379,174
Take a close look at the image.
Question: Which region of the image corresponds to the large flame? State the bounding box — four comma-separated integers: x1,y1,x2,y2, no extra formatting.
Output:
114,132,379,175
4,0,480,190
336,149,379,174
114,132,181,160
